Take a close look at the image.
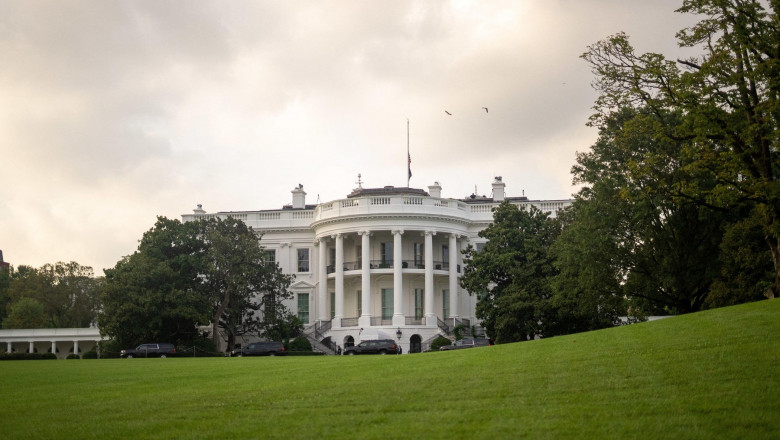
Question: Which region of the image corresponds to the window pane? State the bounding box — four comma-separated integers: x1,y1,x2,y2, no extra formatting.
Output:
414,288,424,319
381,288,393,319
298,248,310,272
330,292,335,319
297,293,309,323
380,243,393,265
442,289,450,319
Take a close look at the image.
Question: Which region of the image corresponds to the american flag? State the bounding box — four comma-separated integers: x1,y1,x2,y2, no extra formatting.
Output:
408,153,412,179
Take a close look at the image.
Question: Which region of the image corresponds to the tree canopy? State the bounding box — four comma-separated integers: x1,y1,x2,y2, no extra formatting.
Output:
1,262,101,329
98,216,295,351
460,202,620,343
581,0,780,297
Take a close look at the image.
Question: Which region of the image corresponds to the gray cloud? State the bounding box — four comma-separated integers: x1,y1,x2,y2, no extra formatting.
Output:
0,0,702,272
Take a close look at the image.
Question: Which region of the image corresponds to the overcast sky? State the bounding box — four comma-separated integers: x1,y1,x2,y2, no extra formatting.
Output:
0,1,702,274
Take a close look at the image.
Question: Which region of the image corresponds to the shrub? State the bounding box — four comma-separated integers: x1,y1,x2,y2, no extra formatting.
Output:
97,339,123,359
0,352,57,361
188,336,221,357
287,336,313,352
66,354,80,359
429,336,452,351
453,324,465,340
82,351,98,359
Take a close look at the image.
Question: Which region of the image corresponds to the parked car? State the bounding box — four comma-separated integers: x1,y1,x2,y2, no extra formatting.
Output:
120,343,177,358
231,341,285,357
439,338,491,351
344,339,399,355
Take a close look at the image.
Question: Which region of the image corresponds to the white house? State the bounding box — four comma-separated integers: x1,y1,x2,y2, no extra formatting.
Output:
182,177,571,354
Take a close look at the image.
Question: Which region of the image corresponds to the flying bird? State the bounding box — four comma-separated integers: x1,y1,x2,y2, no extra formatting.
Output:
445,110,452,115
482,107,488,113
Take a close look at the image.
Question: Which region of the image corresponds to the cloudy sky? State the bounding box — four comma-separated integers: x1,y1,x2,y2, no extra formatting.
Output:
0,1,701,274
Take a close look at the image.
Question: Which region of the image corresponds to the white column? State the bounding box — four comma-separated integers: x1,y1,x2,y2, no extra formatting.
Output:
334,233,344,327
424,230,436,326
51,341,57,356
6,341,10,353
318,238,328,322
449,233,459,319
359,231,372,327
29,341,34,353
73,340,79,356
392,230,405,327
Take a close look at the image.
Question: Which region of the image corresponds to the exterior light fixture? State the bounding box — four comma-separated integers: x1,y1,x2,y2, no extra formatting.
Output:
396,327,402,340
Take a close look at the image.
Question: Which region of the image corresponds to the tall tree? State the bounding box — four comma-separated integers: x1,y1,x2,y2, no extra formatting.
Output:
99,216,295,351
3,297,46,329
582,0,780,297
99,217,210,347
200,217,294,351
557,108,730,314
460,202,584,343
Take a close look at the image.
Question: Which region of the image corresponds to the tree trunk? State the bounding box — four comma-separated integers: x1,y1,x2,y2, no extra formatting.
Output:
211,290,231,353
767,235,780,299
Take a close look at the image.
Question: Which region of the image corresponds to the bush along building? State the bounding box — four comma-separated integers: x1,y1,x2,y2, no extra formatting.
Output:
182,177,571,353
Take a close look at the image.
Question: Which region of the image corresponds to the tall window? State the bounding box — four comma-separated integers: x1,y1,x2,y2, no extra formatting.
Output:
442,289,450,319
442,245,449,265
381,288,393,319
265,249,276,265
476,242,486,252
357,290,362,316
297,248,310,272
297,293,309,324
414,288,424,319
356,246,362,268
380,242,393,266
329,248,336,266
330,292,335,319
414,243,424,267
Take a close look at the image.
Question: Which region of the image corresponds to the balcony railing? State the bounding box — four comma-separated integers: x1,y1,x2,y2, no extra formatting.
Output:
326,260,459,273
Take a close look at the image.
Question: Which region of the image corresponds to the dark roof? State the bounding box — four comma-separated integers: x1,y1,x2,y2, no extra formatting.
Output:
346,186,429,198
281,204,318,210
458,195,529,203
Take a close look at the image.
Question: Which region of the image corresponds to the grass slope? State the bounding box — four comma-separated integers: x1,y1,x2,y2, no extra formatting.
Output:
1,300,777,439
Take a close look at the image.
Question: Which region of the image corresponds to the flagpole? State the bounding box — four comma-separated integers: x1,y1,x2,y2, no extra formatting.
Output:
407,118,410,187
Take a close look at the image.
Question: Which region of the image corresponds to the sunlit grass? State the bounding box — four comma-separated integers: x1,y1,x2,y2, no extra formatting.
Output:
1,300,777,439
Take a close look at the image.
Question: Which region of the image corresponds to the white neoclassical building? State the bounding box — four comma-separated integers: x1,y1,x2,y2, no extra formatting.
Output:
183,177,571,354
0,328,105,359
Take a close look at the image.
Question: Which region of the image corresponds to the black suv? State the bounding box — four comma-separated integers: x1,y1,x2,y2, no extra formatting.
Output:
344,339,399,355
439,338,491,351
231,341,285,357
120,343,177,358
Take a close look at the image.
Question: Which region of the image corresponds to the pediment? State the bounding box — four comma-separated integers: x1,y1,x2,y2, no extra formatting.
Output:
290,280,316,289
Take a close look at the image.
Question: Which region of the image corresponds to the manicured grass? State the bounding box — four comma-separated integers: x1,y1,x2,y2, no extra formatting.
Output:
1,300,778,439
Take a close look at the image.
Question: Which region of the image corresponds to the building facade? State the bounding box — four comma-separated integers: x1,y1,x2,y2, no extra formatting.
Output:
182,177,571,353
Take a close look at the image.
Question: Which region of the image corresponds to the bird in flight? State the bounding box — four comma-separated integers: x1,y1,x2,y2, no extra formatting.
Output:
482,107,488,113
445,110,452,115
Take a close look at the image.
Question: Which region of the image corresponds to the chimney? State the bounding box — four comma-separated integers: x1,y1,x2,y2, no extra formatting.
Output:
492,176,505,202
292,184,306,209
428,181,442,198
193,204,206,214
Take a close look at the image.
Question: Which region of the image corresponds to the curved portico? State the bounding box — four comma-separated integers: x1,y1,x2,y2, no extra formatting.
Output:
310,187,471,349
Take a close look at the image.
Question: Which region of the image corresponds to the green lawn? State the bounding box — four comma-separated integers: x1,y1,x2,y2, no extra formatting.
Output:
1,300,778,439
